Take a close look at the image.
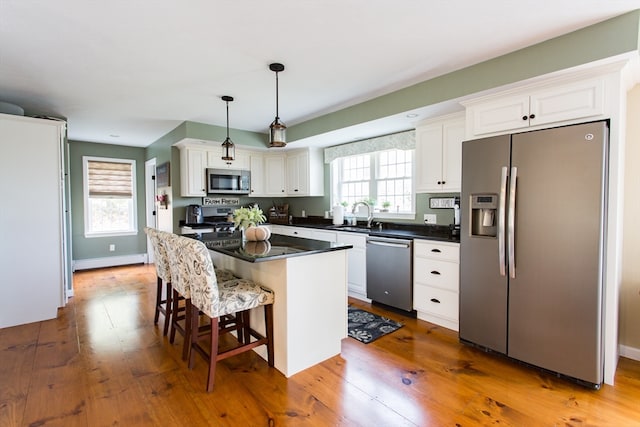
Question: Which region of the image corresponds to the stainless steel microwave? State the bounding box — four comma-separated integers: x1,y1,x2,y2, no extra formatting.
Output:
206,168,250,194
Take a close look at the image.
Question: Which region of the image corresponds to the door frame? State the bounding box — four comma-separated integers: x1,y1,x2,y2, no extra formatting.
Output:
145,158,157,263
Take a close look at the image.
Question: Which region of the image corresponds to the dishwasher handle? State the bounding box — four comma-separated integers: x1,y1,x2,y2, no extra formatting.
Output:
367,238,412,249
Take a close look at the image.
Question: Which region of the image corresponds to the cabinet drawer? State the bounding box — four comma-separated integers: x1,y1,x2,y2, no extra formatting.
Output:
414,284,458,320
414,241,459,262
414,259,458,292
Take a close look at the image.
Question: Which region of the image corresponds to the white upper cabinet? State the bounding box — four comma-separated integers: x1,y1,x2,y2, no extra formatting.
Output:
176,139,252,197
249,153,265,197
415,113,465,193
179,145,207,197
464,75,607,138
207,148,250,170
264,154,287,196
285,148,324,197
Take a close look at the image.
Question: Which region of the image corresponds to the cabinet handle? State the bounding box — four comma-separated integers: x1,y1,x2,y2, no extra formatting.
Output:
430,298,441,304
294,189,298,192
430,271,441,275
522,115,528,121
431,249,441,253
529,113,536,119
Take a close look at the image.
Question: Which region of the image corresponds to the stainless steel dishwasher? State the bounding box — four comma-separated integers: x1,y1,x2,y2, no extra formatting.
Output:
366,236,413,312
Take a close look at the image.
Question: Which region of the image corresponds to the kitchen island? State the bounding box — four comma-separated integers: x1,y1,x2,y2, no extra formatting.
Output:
192,231,352,377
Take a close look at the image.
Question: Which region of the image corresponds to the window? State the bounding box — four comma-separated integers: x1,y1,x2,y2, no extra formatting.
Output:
83,157,137,237
331,149,414,216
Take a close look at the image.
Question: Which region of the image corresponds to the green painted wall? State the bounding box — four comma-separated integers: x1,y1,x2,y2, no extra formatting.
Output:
287,9,640,142
69,140,147,260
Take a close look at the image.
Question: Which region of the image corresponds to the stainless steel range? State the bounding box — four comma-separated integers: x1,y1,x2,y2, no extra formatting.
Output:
181,206,236,234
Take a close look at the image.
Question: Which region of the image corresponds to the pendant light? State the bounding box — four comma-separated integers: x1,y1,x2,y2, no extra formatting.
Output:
268,62,286,148
221,95,235,165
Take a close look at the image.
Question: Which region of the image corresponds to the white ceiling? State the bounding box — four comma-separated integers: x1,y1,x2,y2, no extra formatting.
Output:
1,1,639,148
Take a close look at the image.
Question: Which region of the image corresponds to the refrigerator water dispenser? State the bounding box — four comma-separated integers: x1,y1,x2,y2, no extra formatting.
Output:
471,194,497,237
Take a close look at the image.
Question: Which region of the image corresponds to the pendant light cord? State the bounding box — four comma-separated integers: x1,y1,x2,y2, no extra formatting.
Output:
275,71,280,119
226,100,230,139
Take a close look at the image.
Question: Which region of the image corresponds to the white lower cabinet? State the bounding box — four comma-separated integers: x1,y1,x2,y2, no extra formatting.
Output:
271,225,312,238
337,232,367,300
413,240,460,331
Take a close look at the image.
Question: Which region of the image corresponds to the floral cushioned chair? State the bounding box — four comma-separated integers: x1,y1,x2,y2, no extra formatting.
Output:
180,237,275,392
158,230,239,361
144,227,172,336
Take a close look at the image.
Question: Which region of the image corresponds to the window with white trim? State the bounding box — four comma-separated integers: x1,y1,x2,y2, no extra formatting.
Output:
331,149,414,215
83,157,137,237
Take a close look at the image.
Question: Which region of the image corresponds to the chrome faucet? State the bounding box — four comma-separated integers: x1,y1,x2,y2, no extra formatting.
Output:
351,201,374,228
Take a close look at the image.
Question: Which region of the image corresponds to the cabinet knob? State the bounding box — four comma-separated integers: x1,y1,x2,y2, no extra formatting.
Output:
294,189,298,192
522,115,528,121
437,181,442,185
282,189,285,192
430,298,441,304
529,113,536,119
442,181,446,185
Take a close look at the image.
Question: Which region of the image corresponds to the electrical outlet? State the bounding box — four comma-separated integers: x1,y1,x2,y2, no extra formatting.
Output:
109,244,115,252
424,214,437,224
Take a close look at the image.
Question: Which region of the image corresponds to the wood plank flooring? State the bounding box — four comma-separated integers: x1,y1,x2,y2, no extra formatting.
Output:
1,263,640,426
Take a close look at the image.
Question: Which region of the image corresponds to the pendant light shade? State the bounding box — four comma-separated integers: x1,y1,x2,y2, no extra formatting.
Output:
221,95,235,164
268,63,286,148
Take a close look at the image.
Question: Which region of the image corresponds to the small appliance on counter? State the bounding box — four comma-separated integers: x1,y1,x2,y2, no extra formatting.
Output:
185,204,203,225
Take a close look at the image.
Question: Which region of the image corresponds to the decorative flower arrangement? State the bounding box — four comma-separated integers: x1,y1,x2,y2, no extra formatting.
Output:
155,193,169,209
232,204,266,230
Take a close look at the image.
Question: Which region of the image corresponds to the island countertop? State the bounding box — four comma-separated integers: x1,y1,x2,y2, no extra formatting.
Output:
187,231,353,263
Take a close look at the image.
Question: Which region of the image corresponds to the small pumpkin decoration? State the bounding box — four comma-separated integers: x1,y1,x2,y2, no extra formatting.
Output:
243,240,272,256
244,225,271,241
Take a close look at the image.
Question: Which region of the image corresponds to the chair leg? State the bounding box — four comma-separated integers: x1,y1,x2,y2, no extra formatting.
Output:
188,307,200,369
154,277,162,325
207,316,220,392
265,304,274,367
162,282,172,336
169,289,180,344
182,299,192,361
242,310,251,345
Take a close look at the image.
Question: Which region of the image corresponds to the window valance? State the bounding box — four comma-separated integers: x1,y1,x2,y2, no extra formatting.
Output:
323,130,415,164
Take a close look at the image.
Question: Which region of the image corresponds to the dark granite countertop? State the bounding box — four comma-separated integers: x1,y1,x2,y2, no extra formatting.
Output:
186,231,353,263
272,217,460,243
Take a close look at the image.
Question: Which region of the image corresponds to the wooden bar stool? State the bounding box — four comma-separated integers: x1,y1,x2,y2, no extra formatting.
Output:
162,232,243,362
143,227,172,336
180,237,274,392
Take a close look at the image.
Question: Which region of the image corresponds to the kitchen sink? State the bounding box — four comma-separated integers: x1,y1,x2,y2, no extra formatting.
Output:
329,225,371,233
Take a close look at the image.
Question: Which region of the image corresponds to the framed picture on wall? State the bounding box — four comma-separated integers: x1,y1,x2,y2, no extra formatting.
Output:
156,162,170,188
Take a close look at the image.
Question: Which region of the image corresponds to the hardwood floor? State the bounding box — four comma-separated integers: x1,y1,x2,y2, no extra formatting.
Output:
2,264,640,426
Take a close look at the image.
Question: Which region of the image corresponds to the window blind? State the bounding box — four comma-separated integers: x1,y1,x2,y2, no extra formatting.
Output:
87,160,133,197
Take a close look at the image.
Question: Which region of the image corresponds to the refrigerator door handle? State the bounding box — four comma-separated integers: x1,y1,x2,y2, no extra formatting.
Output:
508,166,517,279
498,166,508,276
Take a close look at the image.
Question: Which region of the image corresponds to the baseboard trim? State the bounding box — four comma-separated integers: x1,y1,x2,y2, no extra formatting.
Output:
73,254,148,271
619,344,640,362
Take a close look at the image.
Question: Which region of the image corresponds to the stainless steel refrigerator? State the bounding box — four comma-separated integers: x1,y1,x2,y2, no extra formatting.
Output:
459,121,608,388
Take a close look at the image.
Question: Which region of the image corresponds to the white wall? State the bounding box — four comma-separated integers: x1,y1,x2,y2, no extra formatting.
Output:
620,84,640,358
